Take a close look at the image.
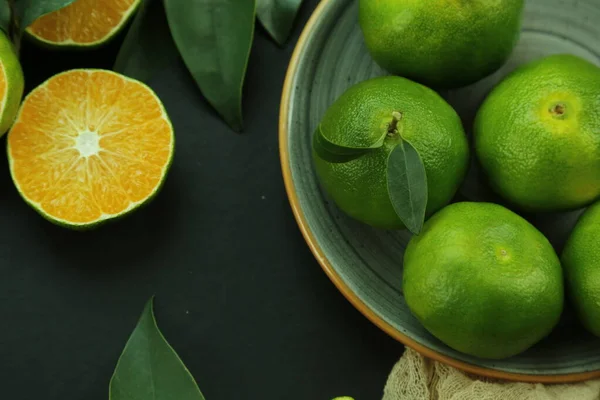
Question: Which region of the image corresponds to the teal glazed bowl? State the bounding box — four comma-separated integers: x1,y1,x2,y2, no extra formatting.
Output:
280,0,600,382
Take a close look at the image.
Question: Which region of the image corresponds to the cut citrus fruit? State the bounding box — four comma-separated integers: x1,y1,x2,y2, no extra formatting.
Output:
7,69,174,228
26,0,141,47
0,30,24,135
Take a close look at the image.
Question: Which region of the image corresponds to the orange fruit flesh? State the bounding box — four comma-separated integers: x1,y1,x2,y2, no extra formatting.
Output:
8,70,173,225
27,0,138,45
0,62,7,114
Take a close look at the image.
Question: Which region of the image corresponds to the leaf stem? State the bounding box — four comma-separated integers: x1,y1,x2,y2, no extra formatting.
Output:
387,111,403,137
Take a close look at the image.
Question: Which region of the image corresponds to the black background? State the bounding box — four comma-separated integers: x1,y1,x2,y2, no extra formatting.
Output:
0,1,404,399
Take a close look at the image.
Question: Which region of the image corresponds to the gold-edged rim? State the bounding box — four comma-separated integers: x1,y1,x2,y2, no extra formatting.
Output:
278,0,600,384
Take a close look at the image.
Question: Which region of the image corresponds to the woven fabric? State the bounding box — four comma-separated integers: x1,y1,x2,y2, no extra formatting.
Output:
382,348,600,400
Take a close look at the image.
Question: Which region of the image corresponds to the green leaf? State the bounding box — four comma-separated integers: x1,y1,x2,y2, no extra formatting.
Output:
313,120,388,163
109,298,206,400
256,0,302,45
312,126,369,164
387,140,428,235
15,0,77,32
0,1,10,34
163,0,256,132
114,0,180,83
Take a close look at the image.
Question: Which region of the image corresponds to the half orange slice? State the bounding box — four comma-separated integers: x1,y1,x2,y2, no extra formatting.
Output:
7,69,174,228
26,0,141,47
0,30,24,135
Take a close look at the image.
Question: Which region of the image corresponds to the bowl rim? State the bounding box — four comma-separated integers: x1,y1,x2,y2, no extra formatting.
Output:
278,0,600,384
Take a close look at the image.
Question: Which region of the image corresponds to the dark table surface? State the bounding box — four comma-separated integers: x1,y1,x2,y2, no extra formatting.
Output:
0,1,404,399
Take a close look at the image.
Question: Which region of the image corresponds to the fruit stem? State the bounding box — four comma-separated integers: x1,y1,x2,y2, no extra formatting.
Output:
550,103,566,119
387,111,403,137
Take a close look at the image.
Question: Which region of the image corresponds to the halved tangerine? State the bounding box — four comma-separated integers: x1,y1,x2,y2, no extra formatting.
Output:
0,30,24,135
26,0,141,47
7,69,174,228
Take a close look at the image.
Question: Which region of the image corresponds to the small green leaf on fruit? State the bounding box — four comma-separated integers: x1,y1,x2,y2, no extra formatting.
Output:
164,0,256,132
256,0,303,45
109,298,206,400
313,126,369,164
114,0,180,83
317,121,386,155
16,0,78,32
387,140,428,235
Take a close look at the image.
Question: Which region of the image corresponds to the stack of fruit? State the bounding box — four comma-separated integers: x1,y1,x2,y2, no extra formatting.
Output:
313,0,600,359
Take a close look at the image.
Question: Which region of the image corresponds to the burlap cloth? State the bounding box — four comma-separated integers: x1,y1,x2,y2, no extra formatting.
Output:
382,348,600,400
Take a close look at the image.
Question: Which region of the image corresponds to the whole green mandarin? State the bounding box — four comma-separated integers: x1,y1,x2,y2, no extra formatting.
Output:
359,0,524,88
562,202,600,337
403,202,564,359
313,76,469,230
475,54,600,212
0,30,24,136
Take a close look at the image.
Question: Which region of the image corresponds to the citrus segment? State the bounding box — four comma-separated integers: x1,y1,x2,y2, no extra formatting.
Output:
7,69,174,228
27,0,141,47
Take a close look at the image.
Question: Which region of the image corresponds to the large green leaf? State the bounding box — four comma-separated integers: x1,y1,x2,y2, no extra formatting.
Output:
109,298,205,400
256,0,302,45
114,0,180,83
387,140,428,235
163,0,256,132
14,0,77,32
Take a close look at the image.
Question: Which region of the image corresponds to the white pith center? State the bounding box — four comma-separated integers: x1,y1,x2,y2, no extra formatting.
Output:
75,131,101,157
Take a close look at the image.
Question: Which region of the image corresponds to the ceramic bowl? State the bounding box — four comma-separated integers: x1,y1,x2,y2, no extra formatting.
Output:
280,0,600,382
